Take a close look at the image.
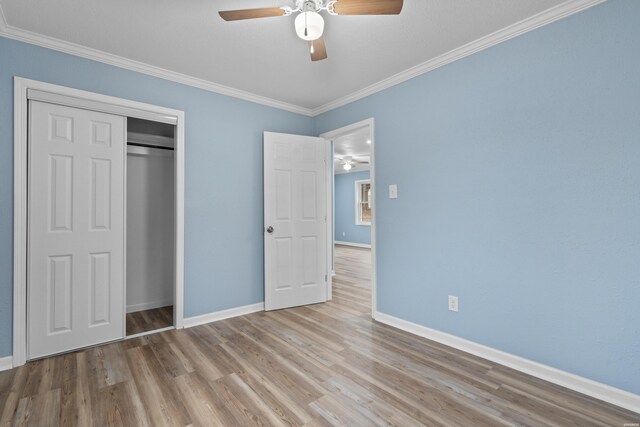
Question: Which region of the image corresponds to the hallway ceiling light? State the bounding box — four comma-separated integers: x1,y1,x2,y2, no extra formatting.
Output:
338,155,369,171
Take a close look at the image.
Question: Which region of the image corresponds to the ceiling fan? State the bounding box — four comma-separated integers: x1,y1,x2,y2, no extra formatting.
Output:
338,155,369,171
218,0,404,61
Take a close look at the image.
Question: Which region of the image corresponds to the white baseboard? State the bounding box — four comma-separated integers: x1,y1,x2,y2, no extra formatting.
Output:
126,299,173,314
335,241,371,249
374,311,640,414
0,355,13,371
183,302,264,328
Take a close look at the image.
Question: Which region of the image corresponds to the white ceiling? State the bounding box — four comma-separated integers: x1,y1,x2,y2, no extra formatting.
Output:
0,0,565,110
333,126,370,174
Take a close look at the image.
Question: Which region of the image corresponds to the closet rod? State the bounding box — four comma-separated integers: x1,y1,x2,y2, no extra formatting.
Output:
127,142,174,151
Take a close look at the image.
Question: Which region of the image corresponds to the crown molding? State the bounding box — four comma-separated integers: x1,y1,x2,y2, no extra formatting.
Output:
0,5,313,117
310,0,607,116
1,0,606,118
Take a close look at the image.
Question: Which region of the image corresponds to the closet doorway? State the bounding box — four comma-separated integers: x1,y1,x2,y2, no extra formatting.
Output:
12,78,185,366
126,118,176,336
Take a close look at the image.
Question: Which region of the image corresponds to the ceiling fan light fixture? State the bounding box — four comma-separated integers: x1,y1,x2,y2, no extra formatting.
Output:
295,11,324,41
343,163,352,171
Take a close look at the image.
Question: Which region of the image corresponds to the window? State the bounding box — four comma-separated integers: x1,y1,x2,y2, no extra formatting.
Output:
355,179,372,225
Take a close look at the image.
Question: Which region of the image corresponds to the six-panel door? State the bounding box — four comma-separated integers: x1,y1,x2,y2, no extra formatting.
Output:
264,132,327,311
28,101,125,359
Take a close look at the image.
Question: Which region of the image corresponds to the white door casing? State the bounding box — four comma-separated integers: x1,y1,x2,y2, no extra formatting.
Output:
28,101,125,359
264,132,327,311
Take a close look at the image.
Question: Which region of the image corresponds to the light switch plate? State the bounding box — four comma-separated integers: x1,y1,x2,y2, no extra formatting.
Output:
448,295,459,312
389,184,398,199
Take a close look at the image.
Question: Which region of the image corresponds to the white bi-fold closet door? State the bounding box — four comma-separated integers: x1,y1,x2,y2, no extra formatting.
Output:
28,100,126,359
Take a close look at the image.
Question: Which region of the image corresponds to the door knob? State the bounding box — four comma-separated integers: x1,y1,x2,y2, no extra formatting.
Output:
266,226,274,233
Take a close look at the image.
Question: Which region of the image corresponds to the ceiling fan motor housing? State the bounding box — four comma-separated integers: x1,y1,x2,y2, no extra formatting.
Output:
297,0,324,13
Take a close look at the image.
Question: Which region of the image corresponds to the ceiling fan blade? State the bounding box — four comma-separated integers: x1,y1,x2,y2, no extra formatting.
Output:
332,0,403,15
219,7,285,21
309,37,328,61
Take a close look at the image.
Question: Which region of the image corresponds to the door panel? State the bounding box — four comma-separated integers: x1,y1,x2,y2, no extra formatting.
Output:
264,132,327,311
89,252,111,325
49,155,73,231
90,158,112,230
48,255,72,333
28,101,125,359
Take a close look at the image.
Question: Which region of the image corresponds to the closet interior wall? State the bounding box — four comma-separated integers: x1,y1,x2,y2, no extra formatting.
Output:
126,118,175,318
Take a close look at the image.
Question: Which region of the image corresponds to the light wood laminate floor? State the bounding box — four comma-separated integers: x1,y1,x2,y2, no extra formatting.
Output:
0,245,637,425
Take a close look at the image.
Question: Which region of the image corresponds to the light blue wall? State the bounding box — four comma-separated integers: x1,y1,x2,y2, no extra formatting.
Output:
315,0,640,395
0,37,313,357
334,171,371,245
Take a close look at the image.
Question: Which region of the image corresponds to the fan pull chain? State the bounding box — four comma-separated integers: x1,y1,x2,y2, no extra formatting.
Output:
304,12,308,37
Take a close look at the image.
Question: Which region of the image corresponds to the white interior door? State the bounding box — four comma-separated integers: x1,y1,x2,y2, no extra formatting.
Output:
264,132,327,311
28,100,125,359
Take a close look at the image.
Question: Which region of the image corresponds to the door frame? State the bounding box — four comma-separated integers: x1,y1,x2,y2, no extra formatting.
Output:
13,77,185,366
320,118,376,316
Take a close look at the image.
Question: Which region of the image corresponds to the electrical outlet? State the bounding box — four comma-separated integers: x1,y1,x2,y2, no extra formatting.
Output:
342,231,346,237
448,295,459,312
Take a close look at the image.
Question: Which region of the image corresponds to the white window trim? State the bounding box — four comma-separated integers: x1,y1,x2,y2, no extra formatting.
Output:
355,179,372,226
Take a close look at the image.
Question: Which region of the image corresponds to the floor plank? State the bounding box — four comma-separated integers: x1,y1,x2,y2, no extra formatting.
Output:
0,245,637,425
126,305,173,336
